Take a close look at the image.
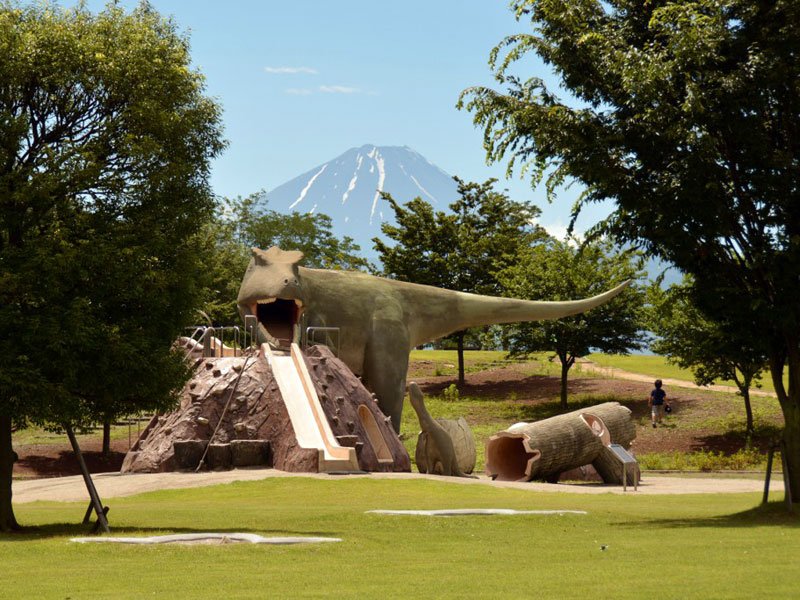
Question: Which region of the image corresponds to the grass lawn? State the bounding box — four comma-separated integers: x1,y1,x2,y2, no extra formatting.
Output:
409,349,562,378
588,353,781,394
4,477,798,599
11,421,144,447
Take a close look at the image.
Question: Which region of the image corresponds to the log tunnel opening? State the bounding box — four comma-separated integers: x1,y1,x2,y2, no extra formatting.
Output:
485,434,541,482
581,413,610,446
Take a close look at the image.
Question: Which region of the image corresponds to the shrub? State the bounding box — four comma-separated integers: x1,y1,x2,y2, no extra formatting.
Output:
443,384,460,402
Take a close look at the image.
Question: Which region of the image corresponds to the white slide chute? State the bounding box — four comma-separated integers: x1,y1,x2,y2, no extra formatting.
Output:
264,343,359,472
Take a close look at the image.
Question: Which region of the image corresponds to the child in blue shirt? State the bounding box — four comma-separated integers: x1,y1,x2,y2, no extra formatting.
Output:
649,379,671,428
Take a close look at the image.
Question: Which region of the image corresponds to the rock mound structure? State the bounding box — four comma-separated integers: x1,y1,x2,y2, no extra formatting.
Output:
122,345,410,473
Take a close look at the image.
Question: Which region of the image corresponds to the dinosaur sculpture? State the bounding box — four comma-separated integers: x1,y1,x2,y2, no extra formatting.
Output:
237,246,630,431
409,382,474,477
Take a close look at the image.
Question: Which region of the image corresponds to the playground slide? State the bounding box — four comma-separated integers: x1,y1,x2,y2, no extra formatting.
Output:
264,343,360,472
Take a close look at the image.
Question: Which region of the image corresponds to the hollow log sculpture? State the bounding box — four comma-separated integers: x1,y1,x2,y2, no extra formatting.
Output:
409,383,476,476
485,402,637,483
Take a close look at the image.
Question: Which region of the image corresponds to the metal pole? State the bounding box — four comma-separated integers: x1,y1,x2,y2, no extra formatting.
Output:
244,315,258,348
65,425,110,533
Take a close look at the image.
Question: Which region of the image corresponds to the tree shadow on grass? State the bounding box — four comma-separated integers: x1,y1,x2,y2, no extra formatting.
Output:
16,450,126,478
1,523,340,541
511,396,639,422
625,502,800,530
692,428,784,455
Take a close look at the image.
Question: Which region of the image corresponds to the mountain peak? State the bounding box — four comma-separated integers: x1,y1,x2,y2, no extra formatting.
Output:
264,145,458,258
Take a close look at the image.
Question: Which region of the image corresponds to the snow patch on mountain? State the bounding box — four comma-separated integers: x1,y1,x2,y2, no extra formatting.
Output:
370,150,386,223
289,163,328,210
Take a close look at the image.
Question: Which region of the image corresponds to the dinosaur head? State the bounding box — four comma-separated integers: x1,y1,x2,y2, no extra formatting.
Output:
237,246,305,347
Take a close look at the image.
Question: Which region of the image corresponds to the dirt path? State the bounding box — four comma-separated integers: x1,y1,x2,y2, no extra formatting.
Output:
13,468,779,503
577,359,777,398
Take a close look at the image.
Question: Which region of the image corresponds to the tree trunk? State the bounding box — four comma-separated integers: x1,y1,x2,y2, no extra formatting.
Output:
770,344,800,503
0,415,21,532
733,370,755,440
742,389,754,440
456,332,465,389
559,353,574,409
102,420,111,457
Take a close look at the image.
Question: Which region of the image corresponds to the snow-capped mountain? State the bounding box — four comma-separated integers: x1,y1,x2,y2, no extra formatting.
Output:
263,145,459,258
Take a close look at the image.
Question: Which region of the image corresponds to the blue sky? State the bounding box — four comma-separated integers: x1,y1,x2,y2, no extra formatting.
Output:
78,0,610,237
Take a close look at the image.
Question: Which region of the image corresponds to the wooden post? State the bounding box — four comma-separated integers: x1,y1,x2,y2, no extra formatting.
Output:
780,441,793,513
763,445,775,504
65,425,110,533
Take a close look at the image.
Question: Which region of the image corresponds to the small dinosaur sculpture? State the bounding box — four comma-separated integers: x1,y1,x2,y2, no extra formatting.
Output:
408,382,470,477
237,246,629,431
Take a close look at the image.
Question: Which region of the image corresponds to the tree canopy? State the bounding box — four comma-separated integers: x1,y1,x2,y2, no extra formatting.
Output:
499,237,647,407
461,0,800,500
0,1,225,530
649,278,768,437
375,177,545,385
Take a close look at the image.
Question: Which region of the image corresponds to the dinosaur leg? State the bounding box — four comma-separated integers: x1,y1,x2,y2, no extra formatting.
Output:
363,320,409,433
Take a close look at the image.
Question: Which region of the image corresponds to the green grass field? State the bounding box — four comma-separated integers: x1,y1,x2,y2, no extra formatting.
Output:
6,350,797,598
410,349,780,394
402,350,786,473
4,477,798,599
11,421,143,447
588,353,781,393
409,349,729,386
409,349,562,378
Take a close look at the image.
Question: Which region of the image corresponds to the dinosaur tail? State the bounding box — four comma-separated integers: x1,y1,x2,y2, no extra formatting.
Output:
416,280,632,346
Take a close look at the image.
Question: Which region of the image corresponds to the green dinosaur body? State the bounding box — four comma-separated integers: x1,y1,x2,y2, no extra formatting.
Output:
237,246,629,431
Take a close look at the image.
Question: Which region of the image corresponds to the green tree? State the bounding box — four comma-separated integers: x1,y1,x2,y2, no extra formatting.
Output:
230,194,369,271
0,2,225,531
375,177,545,386
499,237,646,408
649,280,768,439
198,193,371,324
461,0,800,500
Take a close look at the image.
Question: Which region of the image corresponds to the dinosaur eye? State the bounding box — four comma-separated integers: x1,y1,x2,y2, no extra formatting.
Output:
283,278,289,284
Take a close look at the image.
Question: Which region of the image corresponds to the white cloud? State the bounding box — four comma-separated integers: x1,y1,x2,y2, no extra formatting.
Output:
264,66,318,74
285,88,313,95
319,85,361,94
535,218,584,245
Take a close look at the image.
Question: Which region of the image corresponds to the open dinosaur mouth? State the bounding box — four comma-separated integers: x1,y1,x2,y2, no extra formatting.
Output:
248,298,304,347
